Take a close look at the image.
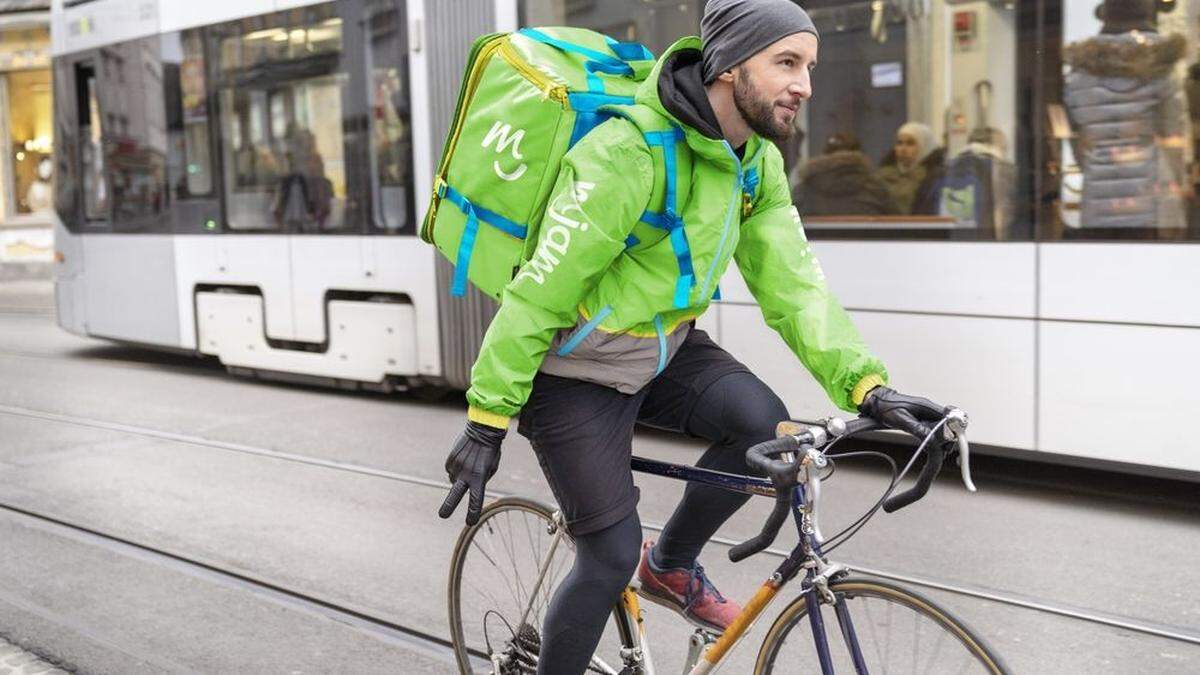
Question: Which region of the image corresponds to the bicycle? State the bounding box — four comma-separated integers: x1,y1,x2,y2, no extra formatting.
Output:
447,407,1009,674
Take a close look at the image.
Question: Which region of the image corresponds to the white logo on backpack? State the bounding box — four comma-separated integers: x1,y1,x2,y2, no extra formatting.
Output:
515,181,596,286
482,121,528,181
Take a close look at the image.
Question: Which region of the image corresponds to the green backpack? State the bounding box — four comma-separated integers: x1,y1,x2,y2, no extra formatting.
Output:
420,27,658,301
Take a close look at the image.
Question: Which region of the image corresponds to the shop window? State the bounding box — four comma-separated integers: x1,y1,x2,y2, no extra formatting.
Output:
6,69,53,216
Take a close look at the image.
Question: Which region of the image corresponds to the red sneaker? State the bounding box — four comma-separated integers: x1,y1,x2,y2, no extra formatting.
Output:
635,540,742,633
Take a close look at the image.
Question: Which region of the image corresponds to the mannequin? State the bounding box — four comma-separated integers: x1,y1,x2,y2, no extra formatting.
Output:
1062,0,1188,229
25,157,53,213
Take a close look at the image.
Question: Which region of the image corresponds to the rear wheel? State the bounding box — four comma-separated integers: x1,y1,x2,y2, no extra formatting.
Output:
755,577,1008,674
447,497,639,674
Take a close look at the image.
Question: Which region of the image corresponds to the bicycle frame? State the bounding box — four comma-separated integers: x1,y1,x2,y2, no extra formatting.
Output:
507,455,864,675
627,455,862,675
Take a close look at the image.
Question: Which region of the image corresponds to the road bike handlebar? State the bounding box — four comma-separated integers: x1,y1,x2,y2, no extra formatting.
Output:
729,436,804,563
882,440,945,513
729,411,972,563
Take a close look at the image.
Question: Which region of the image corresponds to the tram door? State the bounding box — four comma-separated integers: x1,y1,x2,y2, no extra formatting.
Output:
209,8,354,343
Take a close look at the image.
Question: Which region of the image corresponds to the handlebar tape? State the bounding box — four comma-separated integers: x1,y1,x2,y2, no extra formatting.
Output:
729,489,792,562
882,443,946,513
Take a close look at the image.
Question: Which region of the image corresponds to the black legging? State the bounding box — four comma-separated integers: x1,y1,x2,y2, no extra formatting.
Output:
538,510,642,674
536,371,786,672
653,370,785,569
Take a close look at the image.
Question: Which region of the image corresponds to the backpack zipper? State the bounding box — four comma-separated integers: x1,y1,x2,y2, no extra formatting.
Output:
498,41,569,107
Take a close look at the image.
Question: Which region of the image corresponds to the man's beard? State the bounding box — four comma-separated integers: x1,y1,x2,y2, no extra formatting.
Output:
733,67,793,143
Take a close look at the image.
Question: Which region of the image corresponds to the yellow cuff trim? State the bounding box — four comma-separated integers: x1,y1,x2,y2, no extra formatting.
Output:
468,406,511,429
851,374,887,407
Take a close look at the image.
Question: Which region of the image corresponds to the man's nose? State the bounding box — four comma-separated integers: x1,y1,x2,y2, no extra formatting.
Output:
791,74,812,100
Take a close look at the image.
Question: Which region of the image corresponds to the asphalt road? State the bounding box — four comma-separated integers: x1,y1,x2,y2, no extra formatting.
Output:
0,279,1196,673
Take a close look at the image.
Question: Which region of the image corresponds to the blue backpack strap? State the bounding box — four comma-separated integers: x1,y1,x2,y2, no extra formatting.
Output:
653,314,668,375
641,126,695,309
518,28,633,72
450,205,478,297
439,183,529,297
567,92,636,148
605,35,654,62
519,28,634,94
557,305,614,356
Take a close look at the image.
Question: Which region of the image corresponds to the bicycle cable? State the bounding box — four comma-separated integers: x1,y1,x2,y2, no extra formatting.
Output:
822,416,951,552
819,451,899,552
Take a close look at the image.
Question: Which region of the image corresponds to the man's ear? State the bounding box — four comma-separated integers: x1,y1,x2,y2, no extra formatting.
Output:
717,69,735,84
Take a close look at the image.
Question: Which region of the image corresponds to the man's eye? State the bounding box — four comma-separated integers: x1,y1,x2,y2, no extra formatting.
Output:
781,59,795,68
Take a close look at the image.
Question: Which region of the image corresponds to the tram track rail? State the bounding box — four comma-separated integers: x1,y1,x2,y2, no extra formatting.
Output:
1,402,1198,649
0,498,492,671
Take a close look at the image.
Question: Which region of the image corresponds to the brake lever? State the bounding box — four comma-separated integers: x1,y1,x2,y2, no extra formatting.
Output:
942,407,976,493
958,435,977,493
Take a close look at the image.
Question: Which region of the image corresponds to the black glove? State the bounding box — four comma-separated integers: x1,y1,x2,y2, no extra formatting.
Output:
858,386,947,441
438,420,505,526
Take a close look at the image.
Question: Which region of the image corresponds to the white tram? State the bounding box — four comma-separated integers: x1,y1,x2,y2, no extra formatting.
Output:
50,0,1200,478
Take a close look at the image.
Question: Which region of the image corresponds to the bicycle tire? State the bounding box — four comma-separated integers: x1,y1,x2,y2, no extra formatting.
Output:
447,496,639,674
754,577,1008,675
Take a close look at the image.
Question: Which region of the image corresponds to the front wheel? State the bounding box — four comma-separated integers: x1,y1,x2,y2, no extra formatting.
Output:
755,577,1008,674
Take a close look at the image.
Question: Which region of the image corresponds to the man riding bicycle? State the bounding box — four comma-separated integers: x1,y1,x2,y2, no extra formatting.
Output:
439,1,949,672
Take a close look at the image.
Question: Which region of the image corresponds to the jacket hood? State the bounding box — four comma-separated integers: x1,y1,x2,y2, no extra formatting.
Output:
656,46,724,140
800,151,874,194
636,36,767,165
1064,32,1186,80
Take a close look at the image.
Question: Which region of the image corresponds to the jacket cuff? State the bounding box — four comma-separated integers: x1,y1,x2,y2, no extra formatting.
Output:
468,406,512,429
850,373,887,407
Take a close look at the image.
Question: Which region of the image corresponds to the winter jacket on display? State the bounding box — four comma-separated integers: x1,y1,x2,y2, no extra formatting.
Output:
793,150,900,217
464,36,887,429
1063,31,1188,229
878,147,946,216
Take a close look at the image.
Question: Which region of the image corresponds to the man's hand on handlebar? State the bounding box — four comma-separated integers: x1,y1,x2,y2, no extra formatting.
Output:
858,386,949,442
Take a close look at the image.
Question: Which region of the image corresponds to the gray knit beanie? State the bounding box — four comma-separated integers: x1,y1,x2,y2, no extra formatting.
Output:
701,0,820,84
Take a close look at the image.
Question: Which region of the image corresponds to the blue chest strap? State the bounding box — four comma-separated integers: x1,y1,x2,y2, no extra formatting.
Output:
639,126,695,309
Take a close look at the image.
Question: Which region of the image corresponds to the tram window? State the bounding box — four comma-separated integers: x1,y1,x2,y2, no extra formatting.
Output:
366,0,414,233
1047,0,1200,242
53,59,79,230
210,4,352,232
75,63,108,222
99,37,170,232
163,30,214,200
520,1,1036,241
519,0,701,56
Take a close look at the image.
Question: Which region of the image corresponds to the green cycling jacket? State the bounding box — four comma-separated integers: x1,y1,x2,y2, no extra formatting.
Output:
466,37,887,429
